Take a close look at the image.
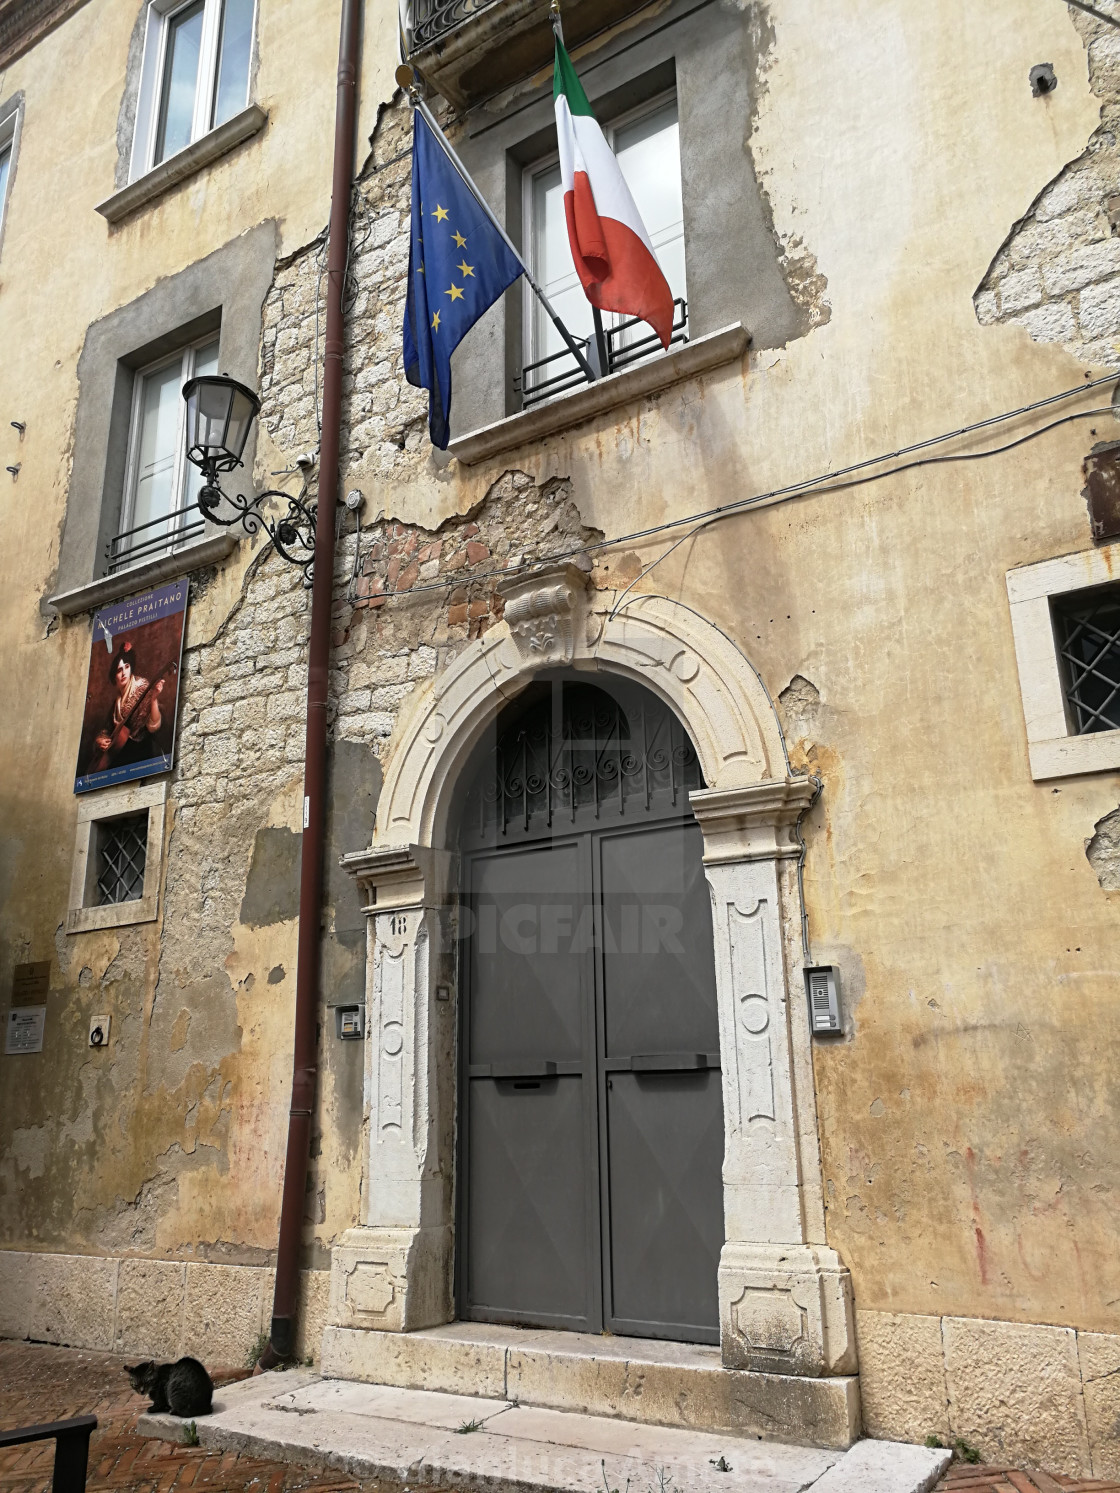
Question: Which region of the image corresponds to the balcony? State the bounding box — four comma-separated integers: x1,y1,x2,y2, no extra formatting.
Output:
516,299,689,410
402,0,655,108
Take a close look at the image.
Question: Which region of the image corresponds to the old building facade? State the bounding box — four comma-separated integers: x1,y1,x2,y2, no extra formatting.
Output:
1,0,1120,1476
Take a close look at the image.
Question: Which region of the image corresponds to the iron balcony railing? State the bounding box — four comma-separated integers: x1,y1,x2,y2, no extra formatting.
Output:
106,503,206,574
402,0,500,52
515,297,688,411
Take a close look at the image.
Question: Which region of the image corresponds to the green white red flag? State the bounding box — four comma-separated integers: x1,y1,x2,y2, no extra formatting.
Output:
553,38,674,349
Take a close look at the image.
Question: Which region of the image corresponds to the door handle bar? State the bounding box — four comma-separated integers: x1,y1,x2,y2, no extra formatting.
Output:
469,1060,583,1079
603,1053,720,1072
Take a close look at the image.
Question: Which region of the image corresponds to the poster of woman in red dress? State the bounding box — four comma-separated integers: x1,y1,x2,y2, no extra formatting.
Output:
74,580,188,795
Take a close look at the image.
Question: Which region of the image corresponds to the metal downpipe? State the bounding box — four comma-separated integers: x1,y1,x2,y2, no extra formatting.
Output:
258,0,363,1370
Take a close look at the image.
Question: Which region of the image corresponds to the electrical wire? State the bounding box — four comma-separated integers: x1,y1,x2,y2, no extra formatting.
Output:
794,774,823,963
366,372,1120,605
608,401,1117,618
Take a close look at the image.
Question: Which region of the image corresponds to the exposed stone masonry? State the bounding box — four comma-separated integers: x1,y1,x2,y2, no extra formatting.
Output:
975,0,1120,366
152,90,603,1276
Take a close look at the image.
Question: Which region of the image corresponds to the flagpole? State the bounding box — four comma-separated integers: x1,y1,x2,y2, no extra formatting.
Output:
549,2,610,377
396,65,598,385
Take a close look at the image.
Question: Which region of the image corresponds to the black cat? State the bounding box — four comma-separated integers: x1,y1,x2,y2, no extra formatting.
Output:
125,1357,213,1417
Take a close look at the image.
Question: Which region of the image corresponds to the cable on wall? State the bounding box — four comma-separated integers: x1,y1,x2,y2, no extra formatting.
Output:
375,371,1120,605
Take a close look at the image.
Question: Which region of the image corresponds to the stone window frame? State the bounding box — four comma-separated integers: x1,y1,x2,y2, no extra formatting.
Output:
129,0,258,179
67,778,168,934
1007,539,1120,779
94,0,266,225
0,90,25,264
47,223,276,619
448,0,803,441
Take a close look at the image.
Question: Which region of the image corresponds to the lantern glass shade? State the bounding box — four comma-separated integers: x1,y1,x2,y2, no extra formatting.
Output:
182,374,261,474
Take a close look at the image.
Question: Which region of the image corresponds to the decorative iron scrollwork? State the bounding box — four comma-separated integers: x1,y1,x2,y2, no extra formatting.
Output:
197,480,317,585
406,0,497,50
464,680,703,844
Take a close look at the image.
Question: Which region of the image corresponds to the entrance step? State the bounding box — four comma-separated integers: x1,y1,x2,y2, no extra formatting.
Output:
321,1322,859,1450
138,1371,952,1493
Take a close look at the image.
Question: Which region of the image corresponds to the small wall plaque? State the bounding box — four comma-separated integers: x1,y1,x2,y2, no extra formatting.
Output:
12,962,49,1001
6,1005,46,1055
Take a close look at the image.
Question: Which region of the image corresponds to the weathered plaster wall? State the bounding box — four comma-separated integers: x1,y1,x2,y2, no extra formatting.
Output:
3,0,1120,1473
0,0,398,1363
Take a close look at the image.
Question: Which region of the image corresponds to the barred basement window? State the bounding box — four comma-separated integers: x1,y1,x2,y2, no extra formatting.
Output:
1054,586,1120,735
95,813,149,905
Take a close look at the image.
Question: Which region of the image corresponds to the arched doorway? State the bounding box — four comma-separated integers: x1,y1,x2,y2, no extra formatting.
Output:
455,672,724,1344
327,578,854,1394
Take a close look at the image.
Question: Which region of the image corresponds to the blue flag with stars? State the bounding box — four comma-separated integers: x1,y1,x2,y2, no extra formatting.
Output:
403,112,523,449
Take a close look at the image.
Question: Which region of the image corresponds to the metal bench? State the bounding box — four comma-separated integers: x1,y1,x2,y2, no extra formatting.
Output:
0,1415,98,1493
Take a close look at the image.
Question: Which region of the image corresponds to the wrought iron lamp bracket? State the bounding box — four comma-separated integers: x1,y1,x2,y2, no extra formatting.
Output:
195,459,317,584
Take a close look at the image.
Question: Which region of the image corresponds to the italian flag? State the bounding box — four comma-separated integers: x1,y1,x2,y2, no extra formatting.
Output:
554,39,674,349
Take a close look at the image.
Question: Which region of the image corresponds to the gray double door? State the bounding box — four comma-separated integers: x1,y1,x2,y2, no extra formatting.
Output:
457,678,724,1344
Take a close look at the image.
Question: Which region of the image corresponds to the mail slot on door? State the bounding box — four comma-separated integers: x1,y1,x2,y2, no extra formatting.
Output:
805,965,842,1036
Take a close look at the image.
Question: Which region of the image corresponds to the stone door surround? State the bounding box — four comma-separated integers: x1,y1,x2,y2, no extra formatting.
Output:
325,565,856,1381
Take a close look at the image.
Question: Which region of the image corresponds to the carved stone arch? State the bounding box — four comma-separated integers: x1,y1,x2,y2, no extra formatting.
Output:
327,565,858,1411
374,567,788,851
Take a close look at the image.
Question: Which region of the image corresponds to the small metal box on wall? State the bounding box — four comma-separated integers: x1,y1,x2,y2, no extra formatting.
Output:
805,966,842,1036
335,1006,364,1040
1083,445,1120,542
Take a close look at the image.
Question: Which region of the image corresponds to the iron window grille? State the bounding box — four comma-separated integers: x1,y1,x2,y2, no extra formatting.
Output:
515,298,689,410
95,813,148,906
1054,586,1120,734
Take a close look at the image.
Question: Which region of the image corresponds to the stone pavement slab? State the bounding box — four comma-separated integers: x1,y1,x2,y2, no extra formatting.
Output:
139,1372,951,1493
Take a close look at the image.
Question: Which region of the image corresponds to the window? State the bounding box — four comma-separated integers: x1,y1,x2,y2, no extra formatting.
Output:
523,94,687,401
1006,543,1120,780
0,104,19,248
132,0,255,177
67,780,167,933
1053,587,1120,734
110,333,220,572
95,813,149,905
0,137,11,228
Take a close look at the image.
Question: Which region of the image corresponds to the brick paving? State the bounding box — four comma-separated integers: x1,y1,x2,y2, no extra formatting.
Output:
3,1339,1119,1493
0,1341,429,1493
936,1461,1120,1492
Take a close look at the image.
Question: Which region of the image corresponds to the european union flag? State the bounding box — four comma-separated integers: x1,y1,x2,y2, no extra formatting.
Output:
403,112,523,449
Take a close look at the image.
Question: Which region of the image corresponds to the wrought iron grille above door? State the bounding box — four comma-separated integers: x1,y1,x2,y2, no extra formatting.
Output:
457,675,723,1345
462,677,703,847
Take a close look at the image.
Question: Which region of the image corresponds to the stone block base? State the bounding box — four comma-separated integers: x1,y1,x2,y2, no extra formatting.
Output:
718,1243,856,1376
856,1307,1120,1480
319,1320,861,1449
0,1249,328,1366
328,1226,452,1335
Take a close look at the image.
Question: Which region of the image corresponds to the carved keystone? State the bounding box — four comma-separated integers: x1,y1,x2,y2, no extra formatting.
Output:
499,562,589,668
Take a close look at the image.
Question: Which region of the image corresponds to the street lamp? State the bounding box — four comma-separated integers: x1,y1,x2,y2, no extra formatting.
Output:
182,373,318,582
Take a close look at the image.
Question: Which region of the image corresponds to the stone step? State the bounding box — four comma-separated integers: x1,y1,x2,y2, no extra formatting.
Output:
138,1371,951,1493
320,1321,860,1449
